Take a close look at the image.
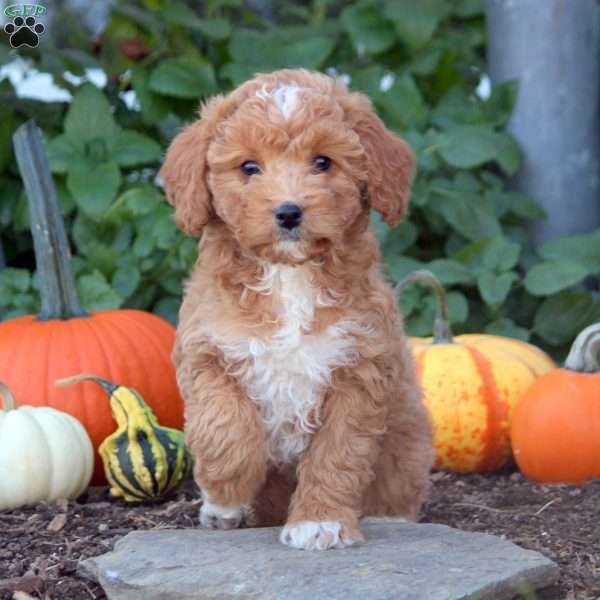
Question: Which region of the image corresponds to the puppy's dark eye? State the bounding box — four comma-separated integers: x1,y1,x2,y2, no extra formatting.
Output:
241,161,261,176
312,155,331,173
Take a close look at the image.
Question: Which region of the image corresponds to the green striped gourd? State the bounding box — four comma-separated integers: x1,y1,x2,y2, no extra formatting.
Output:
57,374,191,502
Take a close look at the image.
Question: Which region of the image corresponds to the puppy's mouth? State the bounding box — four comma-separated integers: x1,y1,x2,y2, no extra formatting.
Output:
277,226,301,242
272,235,331,263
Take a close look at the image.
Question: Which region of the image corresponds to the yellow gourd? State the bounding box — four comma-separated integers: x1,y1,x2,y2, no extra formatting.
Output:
397,271,555,472
57,374,191,502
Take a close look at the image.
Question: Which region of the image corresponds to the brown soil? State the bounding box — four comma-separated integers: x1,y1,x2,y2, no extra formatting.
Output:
1,472,598,600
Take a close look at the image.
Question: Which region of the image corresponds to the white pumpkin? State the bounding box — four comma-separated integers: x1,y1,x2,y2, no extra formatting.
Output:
0,382,94,510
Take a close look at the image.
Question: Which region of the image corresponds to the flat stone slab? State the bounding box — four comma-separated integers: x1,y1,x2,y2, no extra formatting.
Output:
79,518,559,600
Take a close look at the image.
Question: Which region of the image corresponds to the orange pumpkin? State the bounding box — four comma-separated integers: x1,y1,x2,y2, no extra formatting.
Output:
1,121,183,483
398,270,555,473
511,323,600,484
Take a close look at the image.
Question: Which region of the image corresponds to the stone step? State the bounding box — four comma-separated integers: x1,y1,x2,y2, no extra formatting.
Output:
78,517,559,600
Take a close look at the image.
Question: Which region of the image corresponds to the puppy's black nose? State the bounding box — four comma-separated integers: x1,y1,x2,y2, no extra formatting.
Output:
274,203,303,230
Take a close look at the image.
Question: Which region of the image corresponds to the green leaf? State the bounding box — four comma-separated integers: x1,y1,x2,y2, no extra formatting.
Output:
113,130,162,167
154,296,181,325
408,46,444,76
160,271,183,295
454,0,484,17
447,291,469,323
484,80,519,127
77,270,123,310
341,5,396,55
539,230,600,272
228,28,335,70
113,4,163,33
404,289,467,337
112,265,141,299
105,185,164,224
149,57,216,98
435,125,504,170
484,318,530,342
534,291,600,346
453,236,521,272
85,244,120,277
163,3,205,27
0,268,31,306
427,258,474,285
133,231,155,258
431,87,485,128
377,74,426,129
385,256,424,282
384,0,450,48
383,221,418,254
481,237,521,271
150,205,178,250
45,134,89,174
477,271,517,306
493,132,520,175
524,260,589,296
487,190,546,220
213,0,242,6
64,84,118,151
350,65,385,97
434,191,501,241
67,161,121,219
195,18,231,40
131,67,170,125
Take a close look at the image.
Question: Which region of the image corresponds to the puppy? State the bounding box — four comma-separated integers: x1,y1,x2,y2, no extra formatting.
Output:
160,69,433,551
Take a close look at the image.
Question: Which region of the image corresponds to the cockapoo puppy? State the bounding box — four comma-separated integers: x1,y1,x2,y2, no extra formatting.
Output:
160,69,434,551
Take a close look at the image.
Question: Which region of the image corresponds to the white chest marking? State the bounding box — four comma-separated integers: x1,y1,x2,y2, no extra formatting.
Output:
210,264,358,463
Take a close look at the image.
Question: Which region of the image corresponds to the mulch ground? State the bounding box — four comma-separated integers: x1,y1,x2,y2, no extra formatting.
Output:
1,471,598,600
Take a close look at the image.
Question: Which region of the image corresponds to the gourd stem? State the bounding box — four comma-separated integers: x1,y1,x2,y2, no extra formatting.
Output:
0,382,17,411
564,323,600,373
12,120,88,321
395,270,454,343
56,374,117,394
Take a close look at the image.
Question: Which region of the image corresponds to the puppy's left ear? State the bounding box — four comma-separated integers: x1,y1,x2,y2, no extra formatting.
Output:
342,93,416,226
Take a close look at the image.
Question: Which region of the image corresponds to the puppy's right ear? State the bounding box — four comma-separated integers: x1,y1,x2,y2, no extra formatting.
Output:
160,96,228,236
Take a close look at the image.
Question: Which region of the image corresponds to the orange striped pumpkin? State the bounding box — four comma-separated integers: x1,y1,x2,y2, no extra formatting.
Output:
398,271,555,472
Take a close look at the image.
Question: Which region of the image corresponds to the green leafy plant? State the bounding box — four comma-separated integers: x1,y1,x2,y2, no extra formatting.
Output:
0,0,598,358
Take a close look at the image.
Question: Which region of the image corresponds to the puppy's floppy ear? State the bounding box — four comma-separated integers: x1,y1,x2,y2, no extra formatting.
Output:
160,95,230,236
342,93,416,226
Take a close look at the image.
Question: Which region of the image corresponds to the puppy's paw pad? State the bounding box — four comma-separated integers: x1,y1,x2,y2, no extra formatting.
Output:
199,501,243,530
280,521,360,550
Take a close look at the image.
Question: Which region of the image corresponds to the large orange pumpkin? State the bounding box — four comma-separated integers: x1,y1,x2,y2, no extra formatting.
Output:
1,121,183,484
511,323,600,484
397,270,555,473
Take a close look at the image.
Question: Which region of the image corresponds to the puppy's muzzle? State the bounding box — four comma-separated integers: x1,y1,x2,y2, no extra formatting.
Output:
274,202,303,231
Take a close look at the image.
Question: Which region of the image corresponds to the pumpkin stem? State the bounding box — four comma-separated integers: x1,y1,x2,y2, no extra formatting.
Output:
56,374,118,395
564,323,600,373
12,121,88,321
395,270,454,343
0,382,17,411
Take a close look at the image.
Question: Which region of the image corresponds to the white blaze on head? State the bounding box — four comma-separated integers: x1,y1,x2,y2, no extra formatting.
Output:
256,84,302,120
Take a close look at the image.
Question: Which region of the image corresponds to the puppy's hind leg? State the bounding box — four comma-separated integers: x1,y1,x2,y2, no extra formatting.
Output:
180,352,268,530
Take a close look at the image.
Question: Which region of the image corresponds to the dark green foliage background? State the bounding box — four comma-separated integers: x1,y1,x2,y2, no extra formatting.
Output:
1,0,599,359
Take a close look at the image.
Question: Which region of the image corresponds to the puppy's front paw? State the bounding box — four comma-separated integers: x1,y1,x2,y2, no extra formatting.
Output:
199,500,244,530
280,520,364,550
